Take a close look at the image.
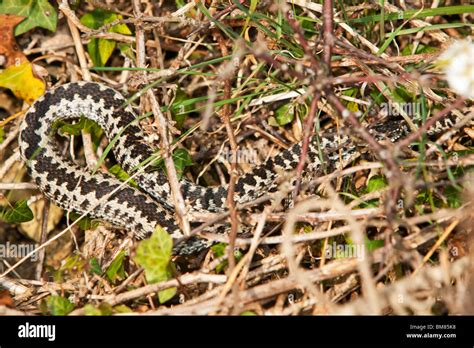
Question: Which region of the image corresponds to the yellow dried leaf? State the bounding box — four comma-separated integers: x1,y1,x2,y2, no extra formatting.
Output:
0,62,45,104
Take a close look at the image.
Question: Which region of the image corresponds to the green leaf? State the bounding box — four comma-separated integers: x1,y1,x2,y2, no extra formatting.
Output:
47,295,74,316
0,200,34,223
210,243,243,273
109,20,132,35
83,304,102,316
85,38,106,67
401,43,438,56
134,226,176,303
60,254,84,271
53,254,86,282
80,11,100,29
81,9,120,30
211,242,227,257
445,185,462,209
171,89,192,128
365,238,384,252
134,226,172,277
56,116,103,139
113,304,133,313
154,148,193,179
106,250,126,282
212,243,228,273
0,0,57,35
80,8,131,35
70,212,99,231
274,103,296,126
365,175,388,193
241,0,257,34
342,87,360,112
98,38,116,67
299,16,318,39
0,127,4,144
241,310,257,316
172,148,193,179
109,164,138,188
392,86,415,103
346,237,384,253
89,257,102,275
216,261,227,274
83,303,113,316
80,9,132,67
118,43,134,60
97,302,113,315
158,286,176,304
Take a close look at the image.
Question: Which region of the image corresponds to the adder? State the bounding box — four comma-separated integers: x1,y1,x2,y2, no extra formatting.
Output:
18,81,467,254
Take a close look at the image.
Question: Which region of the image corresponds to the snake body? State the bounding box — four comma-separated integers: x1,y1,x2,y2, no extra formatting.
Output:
18,82,468,254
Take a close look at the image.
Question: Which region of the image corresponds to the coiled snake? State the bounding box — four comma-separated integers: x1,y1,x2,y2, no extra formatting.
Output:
18,82,467,254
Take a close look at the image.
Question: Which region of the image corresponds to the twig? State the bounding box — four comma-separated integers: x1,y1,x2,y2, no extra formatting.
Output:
131,0,191,237
292,95,319,198
0,182,37,190
64,11,91,81
262,207,383,224
322,0,334,69
132,0,147,94
64,3,100,171
0,277,30,296
0,152,21,181
87,272,226,308
214,32,239,276
414,219,459,274
35,199,49,280
147,92,191,237
237,208,269,283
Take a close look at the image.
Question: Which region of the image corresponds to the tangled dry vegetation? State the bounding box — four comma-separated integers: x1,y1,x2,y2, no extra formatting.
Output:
0,0,473,316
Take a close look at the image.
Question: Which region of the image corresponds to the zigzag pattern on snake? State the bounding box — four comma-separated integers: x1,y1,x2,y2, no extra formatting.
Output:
18,82,468,254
